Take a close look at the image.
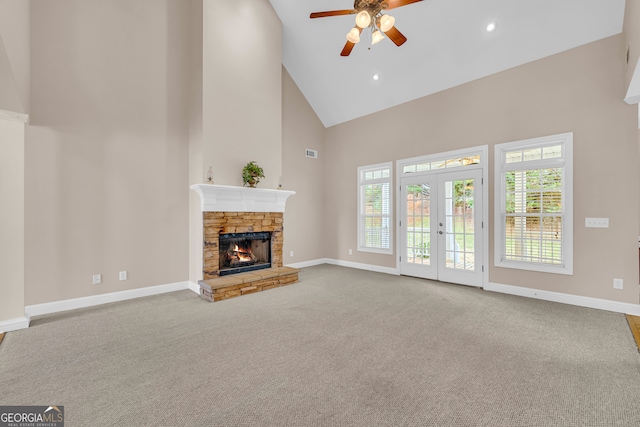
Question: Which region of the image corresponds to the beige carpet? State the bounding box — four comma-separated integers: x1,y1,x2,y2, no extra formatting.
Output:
2,264,640,426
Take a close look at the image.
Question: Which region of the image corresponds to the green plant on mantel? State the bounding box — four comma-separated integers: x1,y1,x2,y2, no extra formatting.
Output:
242,161,265,188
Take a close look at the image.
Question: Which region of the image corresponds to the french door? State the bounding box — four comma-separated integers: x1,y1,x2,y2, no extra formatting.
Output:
399,169,483,287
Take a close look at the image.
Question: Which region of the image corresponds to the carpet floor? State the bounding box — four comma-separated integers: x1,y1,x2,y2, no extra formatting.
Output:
2,265,640,426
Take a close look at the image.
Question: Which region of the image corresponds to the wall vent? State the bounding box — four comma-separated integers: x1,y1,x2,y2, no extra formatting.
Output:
305,149,318,159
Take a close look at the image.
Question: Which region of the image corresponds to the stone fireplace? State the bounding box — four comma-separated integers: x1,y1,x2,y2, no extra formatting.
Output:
191,184,298,302
202,211,283,279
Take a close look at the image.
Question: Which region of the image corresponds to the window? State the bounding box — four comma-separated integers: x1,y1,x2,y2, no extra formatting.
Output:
401,154,481,174
358,162,392,254
494,133,573,274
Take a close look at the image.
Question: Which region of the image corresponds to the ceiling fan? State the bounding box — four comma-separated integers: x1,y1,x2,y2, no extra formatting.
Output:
310,0,423,56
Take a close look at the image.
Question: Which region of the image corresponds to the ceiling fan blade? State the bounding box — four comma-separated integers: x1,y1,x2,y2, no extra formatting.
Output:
384,0,423,10
384,26,407,46
310,10,356,19
340,41,356,57
340,27,362,56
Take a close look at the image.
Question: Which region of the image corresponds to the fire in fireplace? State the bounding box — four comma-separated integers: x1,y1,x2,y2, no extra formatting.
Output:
218,232,271,276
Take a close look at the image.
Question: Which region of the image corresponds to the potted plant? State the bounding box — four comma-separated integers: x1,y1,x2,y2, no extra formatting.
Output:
242,161,265,188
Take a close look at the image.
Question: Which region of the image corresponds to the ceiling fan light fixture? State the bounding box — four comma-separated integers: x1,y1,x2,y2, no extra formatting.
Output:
310,0,419,56
346,28,361,43
371,30,385,45
355,10,372,28
379,14,395,32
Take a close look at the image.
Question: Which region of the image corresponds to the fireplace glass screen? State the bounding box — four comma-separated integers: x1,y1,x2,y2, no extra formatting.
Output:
218,232,271,276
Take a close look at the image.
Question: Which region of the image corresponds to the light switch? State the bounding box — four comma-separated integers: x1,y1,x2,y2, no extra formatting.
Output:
585,218,609,228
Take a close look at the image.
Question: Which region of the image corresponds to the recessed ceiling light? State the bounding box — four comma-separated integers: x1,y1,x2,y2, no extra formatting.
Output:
372,74,380,81
486,22,497,32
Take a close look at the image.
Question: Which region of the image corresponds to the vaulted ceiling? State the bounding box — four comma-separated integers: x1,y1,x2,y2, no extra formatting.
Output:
268,0,626,127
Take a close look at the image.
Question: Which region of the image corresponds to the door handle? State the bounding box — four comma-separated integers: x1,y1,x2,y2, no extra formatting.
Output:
438,231,443,234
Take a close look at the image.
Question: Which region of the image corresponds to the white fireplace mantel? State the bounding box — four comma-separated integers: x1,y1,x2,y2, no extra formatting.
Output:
190,184,295,213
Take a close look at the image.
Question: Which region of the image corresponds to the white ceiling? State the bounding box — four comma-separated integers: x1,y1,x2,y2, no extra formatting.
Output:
268,0,626,128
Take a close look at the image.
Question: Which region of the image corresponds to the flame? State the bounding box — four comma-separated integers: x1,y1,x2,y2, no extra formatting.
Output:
233,244,253,262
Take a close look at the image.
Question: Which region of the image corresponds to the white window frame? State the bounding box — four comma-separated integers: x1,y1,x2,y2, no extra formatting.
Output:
358,162,393,254
494,132,573,275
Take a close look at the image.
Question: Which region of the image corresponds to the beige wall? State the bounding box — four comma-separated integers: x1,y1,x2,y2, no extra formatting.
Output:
282,68,326,264
189,0,283,283
26,0,190,304
201,0,282,188
0,36,23,113
0,117,25,321
623,0,640,235
0,0,29,113
188,0,204,283
325,35,640,304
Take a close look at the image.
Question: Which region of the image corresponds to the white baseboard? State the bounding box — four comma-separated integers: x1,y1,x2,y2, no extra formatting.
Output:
289,264,639,315
25,281,191,317
486,282,640,316
188,281,201,295
325,258,400,276
0,315,31,333
285,258,399,275
285,259,328,269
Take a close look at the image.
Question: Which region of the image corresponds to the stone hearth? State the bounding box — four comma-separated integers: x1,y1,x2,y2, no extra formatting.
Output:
198,266,299,302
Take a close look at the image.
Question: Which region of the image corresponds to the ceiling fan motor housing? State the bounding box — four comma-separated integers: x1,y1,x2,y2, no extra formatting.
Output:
355,0,388,16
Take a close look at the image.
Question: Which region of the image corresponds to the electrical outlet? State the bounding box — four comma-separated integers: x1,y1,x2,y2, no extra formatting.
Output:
613,278,623,290
289,251,294,257
349,249,353,255
119,271,128,281
585,218,609,228
92,274,101,285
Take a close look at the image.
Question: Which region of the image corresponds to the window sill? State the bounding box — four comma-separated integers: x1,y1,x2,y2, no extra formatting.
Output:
495,259,573,276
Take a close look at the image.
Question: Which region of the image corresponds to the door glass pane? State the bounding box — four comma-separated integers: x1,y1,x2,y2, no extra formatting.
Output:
444,178,476,271
406,184,430,265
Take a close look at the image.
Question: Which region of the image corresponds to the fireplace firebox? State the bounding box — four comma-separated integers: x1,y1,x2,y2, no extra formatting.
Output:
218,232,271,276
